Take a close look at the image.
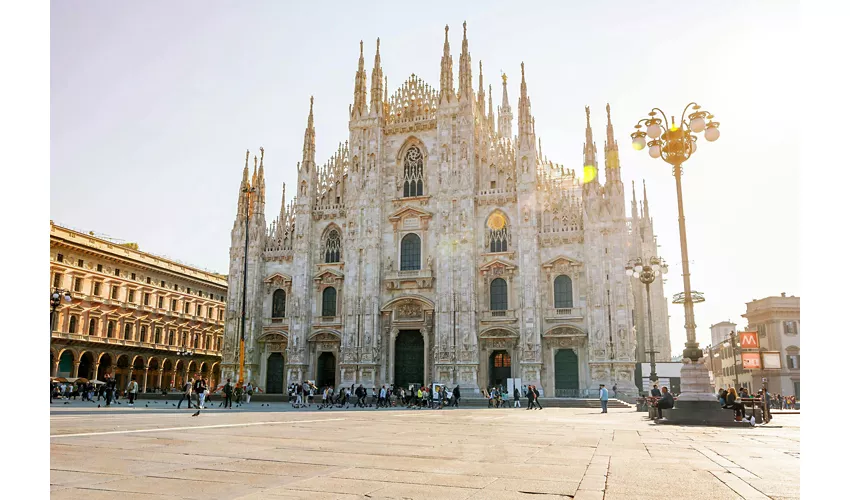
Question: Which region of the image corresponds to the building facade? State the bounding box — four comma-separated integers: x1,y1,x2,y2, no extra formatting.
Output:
50,222,227,391
742,293,800,399
221,24,670,397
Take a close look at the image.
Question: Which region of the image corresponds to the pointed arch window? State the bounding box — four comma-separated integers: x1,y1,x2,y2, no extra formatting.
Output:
272,289,286,318
403,146,424,197
400,233,421,271
554,275,573,308
490,278,508,311
324,229,341,263
486,212,510,253
322,287,337,317
68,315,77,334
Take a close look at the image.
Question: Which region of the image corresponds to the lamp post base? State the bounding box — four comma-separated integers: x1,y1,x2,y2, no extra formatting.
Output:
676,356,717,402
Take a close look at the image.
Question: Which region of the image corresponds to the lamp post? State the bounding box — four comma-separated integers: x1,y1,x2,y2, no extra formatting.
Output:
631,103,719,362
50,288,72,337
239,184,257,387
626,256,668,384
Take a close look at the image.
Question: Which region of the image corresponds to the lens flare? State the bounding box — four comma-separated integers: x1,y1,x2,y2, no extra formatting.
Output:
582,165,597,184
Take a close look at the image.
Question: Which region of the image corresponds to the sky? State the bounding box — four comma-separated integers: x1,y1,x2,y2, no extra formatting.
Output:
50,0,799,353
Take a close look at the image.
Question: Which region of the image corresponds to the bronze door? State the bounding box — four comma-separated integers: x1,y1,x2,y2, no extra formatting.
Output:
266,353,284,394
394,330,424,388
317,352,336,389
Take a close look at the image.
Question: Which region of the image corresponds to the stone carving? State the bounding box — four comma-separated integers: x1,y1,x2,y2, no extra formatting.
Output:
397,302,422,319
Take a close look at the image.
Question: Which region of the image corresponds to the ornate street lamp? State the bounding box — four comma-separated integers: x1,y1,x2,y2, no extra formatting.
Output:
50,288,72,336
239,182,257,387
631,103,720,362
626,256,668,384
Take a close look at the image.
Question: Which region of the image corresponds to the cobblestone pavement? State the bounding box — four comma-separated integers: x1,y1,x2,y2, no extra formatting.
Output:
50,401,800,499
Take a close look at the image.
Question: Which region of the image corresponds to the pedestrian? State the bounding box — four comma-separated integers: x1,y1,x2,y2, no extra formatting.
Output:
433,385,442,409
655,386,674,419
513,387,521,408
193,375,207,411
599,384,609,413
178,378,194,409
222,378,233,408
651,384,662,397
104,376,115,407
378,385,387,408
526,385,536,410
532,385,543,409
612,384,618,398
246,382,253,404
725,386,745,421
126,376,139,407
452,385,461,408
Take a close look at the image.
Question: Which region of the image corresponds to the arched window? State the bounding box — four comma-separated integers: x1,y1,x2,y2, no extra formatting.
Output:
324,229,341,263
140,326,148,343
124,323,132,340
322,287,337,317
168,330,175,345
490,278,508,311
403,146,424,197
155,327,162,344
486,212,509,253
554,275,573,308
68,316,77,334
107,321,115,338
272,289,286,317
88,318,97,335
400,233,421,271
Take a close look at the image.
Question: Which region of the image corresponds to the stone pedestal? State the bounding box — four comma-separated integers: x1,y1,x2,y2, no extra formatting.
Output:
663,357,734,426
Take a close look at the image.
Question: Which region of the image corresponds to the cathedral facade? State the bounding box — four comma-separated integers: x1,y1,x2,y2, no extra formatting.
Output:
220,23,670,397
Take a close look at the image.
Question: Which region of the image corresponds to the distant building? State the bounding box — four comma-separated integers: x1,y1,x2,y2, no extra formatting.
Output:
710,320,736,347
742,293,800,399
50,222,227,391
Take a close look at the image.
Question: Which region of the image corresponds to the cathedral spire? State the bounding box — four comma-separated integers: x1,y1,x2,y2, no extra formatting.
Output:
631,180,639,221
643,179,651,218
583,105,598,182
352,40,367,117
498,72,512,138
439,25,454,104
458,21,473,102
279,182,287,219
302,96,316,168
604,103,621,183
488,84,495,134
517,62,534,149
370,38,383,115
478,60,486,116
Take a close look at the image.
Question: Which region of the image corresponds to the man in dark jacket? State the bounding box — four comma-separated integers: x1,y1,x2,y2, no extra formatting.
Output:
650,384,662,397
532,385,543,409
656,386,675,419
222,378,233,409
452,385,461,407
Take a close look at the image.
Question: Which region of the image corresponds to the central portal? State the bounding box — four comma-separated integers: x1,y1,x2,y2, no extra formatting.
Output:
395,330,424,389
316,352,336,389
266,353,284,394
489,350,511,390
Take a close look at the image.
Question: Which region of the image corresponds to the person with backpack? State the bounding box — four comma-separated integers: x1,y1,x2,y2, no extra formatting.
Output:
193,376,207,412
221,378,233,408
126,376,139,407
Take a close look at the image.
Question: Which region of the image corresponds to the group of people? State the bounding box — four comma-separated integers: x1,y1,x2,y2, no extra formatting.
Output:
51,375,127,407
769,394,798,410
289,381,317,407
717,385,773,424
643,384,675,418
309,383,462,410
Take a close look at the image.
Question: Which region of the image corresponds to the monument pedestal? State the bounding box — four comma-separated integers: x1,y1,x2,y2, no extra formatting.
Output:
662,357,736,426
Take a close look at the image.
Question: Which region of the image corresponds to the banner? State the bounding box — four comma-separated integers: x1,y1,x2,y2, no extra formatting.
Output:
739,331,760,349
762,352,782,369
742,352,762,369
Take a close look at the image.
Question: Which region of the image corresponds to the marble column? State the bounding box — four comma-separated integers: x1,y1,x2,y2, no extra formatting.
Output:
142,368,149,392
71,361,80,378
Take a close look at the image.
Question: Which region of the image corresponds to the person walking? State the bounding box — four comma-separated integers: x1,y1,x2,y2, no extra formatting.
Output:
245,382,254,404
599,384,609,413
532,385,543,410
192,376,207,415
526,385,536,410
126,376,139,407
178,378,194,409
513,387,521,408
452,385,461,408
378,385,387,408
612,384,618,398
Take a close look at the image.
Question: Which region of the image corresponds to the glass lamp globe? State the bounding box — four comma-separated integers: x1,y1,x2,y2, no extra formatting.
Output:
634,265,643,273
632,136,646,150
690,116,706,133
647,123,662,139
651,263,660,271
689,140,697,153
661,265,669,274
649,145,661,158
654,270,661,277
52,293,60,300
64,294,72,302
705,126,720,142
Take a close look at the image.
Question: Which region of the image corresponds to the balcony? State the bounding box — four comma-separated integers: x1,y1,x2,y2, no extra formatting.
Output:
544,307,584,321
384,268,433,290
480,309,517,323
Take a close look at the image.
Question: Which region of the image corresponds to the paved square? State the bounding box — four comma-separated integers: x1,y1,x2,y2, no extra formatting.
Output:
50,402,799,499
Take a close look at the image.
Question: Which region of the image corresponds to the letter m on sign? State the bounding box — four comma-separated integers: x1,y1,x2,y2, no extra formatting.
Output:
739,331,760,349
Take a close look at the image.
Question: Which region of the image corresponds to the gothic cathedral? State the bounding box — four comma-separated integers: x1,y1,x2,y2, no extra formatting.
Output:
221,23,671,397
